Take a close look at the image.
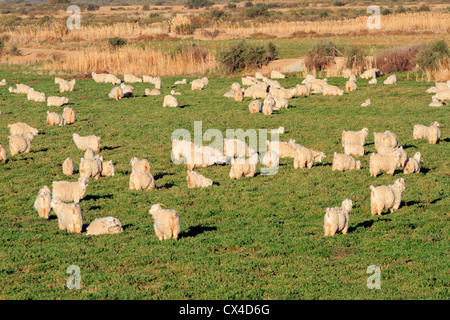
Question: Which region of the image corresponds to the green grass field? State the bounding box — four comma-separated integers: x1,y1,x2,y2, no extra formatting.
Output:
0,65,448,299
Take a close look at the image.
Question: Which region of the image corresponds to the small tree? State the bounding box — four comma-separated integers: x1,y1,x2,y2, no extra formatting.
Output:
218,40,278,73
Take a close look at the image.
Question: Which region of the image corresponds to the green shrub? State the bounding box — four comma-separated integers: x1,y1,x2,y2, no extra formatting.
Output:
414,40,450,71
319,10,329,18
218,40,278,73
142,4,150,11
381,8,392,15
334,1,345,6
417,4,430,12
210,9,227,20
48,0,70,4
174,23,195,35
186,0,213,9
108,37,127,49
395,5,406,14
87,4,100,11
245,1,253,8
245,4,269,18
227,3,236,9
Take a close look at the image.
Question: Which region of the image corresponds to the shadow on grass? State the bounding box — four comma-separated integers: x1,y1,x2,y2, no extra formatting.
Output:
154,172,175,180
403,200,420,207
158,183,174,189
101,146,120,151
32,148,48,153
443,138,450,143
348,217,391,233
402,144,417,150
84,194,114,201
179,225,217,239
315,162,331,167
122,224,133,231
87,205,101,210
178,104,191,109
421,166,431,174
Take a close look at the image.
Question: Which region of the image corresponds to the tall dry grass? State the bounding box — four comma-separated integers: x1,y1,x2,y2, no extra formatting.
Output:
2,12,449,45
421,57,450,82
42,45,217,77
215,12,450,37
2,22,170,45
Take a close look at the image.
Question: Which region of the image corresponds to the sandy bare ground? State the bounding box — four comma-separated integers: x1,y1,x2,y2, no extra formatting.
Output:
248,58,305,77
0,47,80,65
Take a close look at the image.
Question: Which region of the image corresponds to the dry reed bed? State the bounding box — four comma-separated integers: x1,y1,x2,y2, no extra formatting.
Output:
2,22,170,45
2,12,449,45
211,12,450,38
42,46,217,77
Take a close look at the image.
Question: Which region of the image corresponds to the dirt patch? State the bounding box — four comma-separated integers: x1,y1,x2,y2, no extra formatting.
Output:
0,47,80,65
244,58,305,77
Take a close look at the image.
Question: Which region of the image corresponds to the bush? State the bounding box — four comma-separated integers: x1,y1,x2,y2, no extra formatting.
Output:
142,4,150,11
319,10,329,18
186,0,213,9
108,37,127,49
9,46,22,56
245,1,253,7
304,41,341,71
344,45,366,70
171,14,196,35
417,4,430,12
246,4,269,18
381,8,392,15
395,5,406,14
48,0,70,4
210,9,227,20
414,40,450,71
218,40,278,73
375,44,422,74
334,1,345,6
87,4,100,11
175,23,195,35
227,3,236,9
267,3,280,8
